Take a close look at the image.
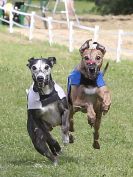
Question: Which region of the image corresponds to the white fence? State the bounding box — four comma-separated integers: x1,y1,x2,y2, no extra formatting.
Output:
0,5,133,62
116,30,133,62
68,22,99,52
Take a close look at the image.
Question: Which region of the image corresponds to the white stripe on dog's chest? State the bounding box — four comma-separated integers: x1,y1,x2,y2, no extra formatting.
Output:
84,87,97,95
41,104,55,112
40,103,61,126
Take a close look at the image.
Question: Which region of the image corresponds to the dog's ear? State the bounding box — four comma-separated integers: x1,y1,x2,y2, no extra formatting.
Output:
79,39,92,56
48,57,56,67
27,57,34,68
93,42,106,55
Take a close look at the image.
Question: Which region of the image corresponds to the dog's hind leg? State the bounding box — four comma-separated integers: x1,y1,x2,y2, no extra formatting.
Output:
69,104,74,132
61,108,70,145
59,98,71,145
68,105,75,143
27,115,58,164
93,110,102,149
61,106,75,144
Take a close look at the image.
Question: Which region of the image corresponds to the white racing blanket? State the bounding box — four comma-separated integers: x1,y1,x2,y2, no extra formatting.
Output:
27,83,66,110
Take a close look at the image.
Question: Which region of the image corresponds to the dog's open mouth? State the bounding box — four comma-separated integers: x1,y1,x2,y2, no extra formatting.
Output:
88,67,97,80
37,79,49,88
38,81,44,88
89,68,95,74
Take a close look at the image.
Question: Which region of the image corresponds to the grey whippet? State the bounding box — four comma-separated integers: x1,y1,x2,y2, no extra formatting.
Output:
26,57,70,165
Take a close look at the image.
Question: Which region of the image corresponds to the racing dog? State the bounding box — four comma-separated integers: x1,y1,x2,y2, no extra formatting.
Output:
67,39,111,149
26,57,70,165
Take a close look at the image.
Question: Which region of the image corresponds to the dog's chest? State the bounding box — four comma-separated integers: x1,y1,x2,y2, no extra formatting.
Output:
40,103,61,126
83,86,97,103
27,83,65,126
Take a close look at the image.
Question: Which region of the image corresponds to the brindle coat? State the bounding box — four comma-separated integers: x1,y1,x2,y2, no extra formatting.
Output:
68,40,111,149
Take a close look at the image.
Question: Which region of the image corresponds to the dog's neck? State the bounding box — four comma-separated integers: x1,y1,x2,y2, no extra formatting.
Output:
76,63,98,87
33,79,54,96
40,84,53,95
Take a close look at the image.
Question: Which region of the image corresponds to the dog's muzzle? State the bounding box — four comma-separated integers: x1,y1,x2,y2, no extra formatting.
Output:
36,75,49,87
86,60,99,79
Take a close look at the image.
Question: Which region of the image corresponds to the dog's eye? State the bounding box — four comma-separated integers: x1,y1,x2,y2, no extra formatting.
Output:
45,65,49,70
32,66,37,70
96,56,101,60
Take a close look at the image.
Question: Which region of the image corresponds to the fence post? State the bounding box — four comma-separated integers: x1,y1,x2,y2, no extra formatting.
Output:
0,7,3,25
47,17,53,46
9,8,14,33
69,21,74,52
29,11,35,40
93,25,99,42
116,29,124,62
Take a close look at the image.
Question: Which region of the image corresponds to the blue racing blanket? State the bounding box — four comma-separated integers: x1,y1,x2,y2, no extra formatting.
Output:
67,69,105,95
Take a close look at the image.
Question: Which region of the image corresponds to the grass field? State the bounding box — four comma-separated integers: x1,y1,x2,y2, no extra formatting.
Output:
29,0,97,15
0,29,133,177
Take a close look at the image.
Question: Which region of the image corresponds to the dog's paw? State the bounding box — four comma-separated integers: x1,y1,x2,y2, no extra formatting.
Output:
102,110,108,115
93,141,100,149
62,134,69,145
102,104,110,115
88,117,95,127
56,149,63,156
53,157,58,166
69,134,74,143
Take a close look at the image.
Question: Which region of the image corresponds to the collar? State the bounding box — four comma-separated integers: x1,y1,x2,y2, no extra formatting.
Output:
33,82,60,107
80,73,97,86
40,88,60,107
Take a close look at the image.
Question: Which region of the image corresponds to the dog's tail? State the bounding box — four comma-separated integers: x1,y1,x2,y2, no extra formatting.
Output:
103,62,109,76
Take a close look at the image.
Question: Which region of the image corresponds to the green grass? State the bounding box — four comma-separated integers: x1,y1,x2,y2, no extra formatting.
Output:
75,0,98,15
0,28,133,177
28,0,98,15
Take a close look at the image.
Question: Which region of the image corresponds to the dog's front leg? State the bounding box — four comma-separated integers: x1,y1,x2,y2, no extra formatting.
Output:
86,103,96,127
71,87,96,126
27,111,59,165
73,101,96,127
97,86,111,115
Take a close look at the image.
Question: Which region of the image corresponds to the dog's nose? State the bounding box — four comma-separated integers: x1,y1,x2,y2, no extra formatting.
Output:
37,76,44,82
86,60,96,65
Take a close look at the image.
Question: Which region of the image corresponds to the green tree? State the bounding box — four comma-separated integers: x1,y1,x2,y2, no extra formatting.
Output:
95,0,133,15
